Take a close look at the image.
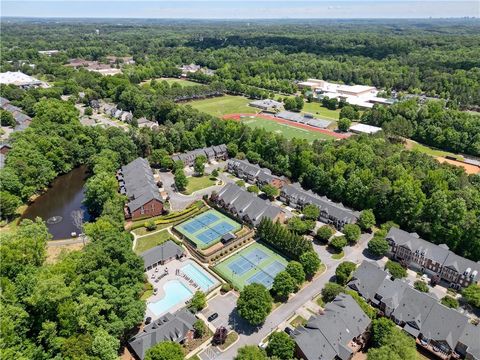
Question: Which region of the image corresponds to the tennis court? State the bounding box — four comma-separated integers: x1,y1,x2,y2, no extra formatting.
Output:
214,242,288,290
175,209,242,250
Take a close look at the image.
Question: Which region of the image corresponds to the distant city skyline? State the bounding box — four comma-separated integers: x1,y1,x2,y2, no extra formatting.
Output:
1,1,479,19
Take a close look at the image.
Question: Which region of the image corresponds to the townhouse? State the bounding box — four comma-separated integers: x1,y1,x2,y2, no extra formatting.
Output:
227,159,285,188
117,158,165,220
348,261,480,360
279,183,359,230
171,144,228,167
213,183,285,226
292,293,371,360
386,228,480,289
0,96,32,132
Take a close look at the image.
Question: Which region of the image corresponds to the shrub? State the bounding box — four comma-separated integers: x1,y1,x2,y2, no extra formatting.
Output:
343,224,361,243
144,220,157,231
221,283,232,293
414,280,429,293
385,260,407,279
316,225,335,242
321,282,344,303
441,296,459,309
330,236,347,252
236,180,245,187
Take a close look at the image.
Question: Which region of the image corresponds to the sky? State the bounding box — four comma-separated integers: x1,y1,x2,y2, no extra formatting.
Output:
1,0,479,19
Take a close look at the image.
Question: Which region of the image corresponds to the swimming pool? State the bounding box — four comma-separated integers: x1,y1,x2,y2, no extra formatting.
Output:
181,262,217,291
147,280,193,317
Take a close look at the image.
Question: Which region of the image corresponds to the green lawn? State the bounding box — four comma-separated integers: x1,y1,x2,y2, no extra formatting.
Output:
290,315,308,328
240,116,336,142
142,77,202,87
331,251,345,260
409,141,464,161
302,102,341,121
186,95,253,117
134,230,173,254
218,331,239,350
183,175,217,195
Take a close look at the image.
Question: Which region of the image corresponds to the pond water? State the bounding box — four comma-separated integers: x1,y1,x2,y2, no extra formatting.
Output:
21,166,91,240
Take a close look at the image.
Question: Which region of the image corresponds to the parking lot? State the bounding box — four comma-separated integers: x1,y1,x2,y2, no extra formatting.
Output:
202,292,238,330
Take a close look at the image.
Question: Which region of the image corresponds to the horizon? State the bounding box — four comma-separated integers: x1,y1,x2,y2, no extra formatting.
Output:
1,1,479,19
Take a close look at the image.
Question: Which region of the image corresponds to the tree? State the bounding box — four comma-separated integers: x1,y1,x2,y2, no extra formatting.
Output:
145,341,184,360
343,224,361,243
330,236,347,252
211,168,219,178
441,296,459,309
272,271,295,300
91,329,120,360
385,260,407,279
194,155,207,176
299,251,321,279
338,118,351,132
237,283,272,325
0,191,21,219
145,220,157,231
358,209,375,231
247,185,259,193
266,332,295,360
462,284,480,308
287,216,314,235
414,280,429,293
316,225,335,242
84,106,93,116
150,149,173,169
0,110,16,127
335,261,357,285
303,204,320,220
321,282,344,303
367,236,390,257
83,172,118,217
260,184,279,199
339,105,359,120
235,345,268,360
368,318,416,360
174,168,188,191
286,261,305,286
189,291,206,312
193,319,206,338
236,180,245,187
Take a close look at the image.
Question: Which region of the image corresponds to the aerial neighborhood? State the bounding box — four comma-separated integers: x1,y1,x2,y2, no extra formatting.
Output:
1,12,480,360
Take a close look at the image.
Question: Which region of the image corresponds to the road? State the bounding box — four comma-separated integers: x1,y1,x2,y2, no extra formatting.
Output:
219,232,373,359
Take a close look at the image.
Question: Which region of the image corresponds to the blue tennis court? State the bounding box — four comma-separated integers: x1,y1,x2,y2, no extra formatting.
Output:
211,222,235,234
246,248,268,265
197,229,220,245
247,271,274,288
228,257,255,276
197,212,219,226
182,220,203,234
264,261,286,277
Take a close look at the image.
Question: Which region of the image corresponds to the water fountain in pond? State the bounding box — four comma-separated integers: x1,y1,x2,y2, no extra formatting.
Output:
46,216,63,224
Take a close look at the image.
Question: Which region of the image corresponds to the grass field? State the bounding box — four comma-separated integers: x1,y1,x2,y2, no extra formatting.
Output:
407,140,464,160
302,102,341,121
134,229,173,254
240,116,336,142
142,77,201,87
183,175,216,195
186,95,253,117
175,209,242,250
214,242,288,290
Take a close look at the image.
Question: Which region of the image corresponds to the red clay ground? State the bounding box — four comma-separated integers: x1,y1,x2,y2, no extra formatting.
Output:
223,113,350,140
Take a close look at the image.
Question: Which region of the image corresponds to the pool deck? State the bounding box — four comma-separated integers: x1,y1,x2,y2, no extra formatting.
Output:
145,257,219,320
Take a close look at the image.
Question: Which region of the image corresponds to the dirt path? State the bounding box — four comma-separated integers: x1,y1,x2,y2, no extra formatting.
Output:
223,113,350,139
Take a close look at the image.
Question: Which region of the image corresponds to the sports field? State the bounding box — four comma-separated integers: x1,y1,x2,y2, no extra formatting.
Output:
214,242,288,290
240,116,336,142
302,102,341,121
175,209,241,250
186,95,253,117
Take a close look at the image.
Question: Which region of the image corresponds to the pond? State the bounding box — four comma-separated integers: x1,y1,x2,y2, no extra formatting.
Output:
21,166,92,240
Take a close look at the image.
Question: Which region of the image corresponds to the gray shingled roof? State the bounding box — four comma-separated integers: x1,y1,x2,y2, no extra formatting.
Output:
459,323,480,360
217,183,282,226
249,99,283,109
140,240,184,269
421,302,469,349
228,159,262,178
171,144,227,164
282,183,359,224
129,309,196,360
348,261,388,302
292,293,371,360
120,158,163,212
375,277,409,311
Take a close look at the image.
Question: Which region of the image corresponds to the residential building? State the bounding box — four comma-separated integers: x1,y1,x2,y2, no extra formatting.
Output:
279,183,359,230
0,97,32,132
276,111,331,129
128,309,196,360
38,50,59,56
292,293,371,360
214,183,285,226
0,71,48,88
386,228,480,289
348,260,480,360
118,158,164,220
137,117,159,129
249,99,283,112
227,159,285,188
141,240,185,271
171,144,228,167
349,123,382,135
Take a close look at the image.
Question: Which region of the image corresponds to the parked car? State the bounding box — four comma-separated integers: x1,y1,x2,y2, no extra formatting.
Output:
208,313,218,322
284,326,294,335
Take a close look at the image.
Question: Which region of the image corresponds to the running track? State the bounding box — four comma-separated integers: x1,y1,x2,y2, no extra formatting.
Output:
222,113,350,139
